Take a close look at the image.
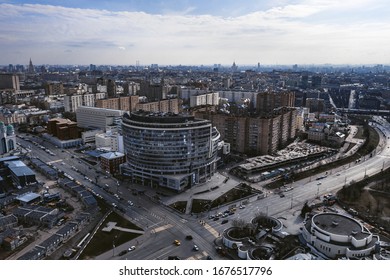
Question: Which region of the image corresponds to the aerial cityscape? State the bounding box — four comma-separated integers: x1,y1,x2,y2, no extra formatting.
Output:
0,0,390,262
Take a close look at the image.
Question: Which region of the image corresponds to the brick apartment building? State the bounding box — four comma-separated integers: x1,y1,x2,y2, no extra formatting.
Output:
47,118,80,140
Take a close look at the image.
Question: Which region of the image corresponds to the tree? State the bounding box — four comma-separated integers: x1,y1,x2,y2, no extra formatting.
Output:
300,202,312,218
253,211,266,232
231,218,248,230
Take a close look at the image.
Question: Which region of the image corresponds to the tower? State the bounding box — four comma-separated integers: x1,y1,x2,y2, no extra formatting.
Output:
28,58,35,74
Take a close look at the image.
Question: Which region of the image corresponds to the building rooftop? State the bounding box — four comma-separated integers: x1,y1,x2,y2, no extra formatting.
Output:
312,213,370,240
49,117,77,126
5,160,35,177
239,142,330,171
100,152,125,160
16,192,41,203
127,111,196,124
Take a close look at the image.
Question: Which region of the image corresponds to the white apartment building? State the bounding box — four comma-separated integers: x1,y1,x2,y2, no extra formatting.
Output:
219,90,258,107
64,92,106,112
81,129,104,144
179,87,208,101
190,92,219,107
95,131,122,152
76,106,124,131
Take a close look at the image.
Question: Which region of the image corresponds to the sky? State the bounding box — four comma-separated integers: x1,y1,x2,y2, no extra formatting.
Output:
1,0,390,66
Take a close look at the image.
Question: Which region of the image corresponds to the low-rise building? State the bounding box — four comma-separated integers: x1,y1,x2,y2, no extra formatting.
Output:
100,152,126,175
81,129,104,144
95,130,121,152
0,214,18,231
5,160,36,187
302,213,380,259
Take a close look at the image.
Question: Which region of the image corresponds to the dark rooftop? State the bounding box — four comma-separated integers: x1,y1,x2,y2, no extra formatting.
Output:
313,213,370,240
126,111,195,124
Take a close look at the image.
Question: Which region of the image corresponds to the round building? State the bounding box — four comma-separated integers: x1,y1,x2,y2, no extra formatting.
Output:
121,111,221,191
302,213,379,259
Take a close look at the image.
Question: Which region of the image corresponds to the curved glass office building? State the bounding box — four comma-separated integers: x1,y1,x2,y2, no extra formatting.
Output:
121,111,221,191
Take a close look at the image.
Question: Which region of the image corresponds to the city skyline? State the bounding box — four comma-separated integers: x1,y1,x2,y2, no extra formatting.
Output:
1,0,390,66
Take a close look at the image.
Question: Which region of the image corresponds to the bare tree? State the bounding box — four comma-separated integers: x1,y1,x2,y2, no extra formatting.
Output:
232,218,248,230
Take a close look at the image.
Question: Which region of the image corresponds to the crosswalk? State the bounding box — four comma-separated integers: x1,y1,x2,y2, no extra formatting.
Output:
153,224,173,233
186,250,207,260
149,212,164,220
203,223,219,238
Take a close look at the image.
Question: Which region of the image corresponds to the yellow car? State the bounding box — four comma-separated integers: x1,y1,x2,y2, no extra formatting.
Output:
174,240,181,246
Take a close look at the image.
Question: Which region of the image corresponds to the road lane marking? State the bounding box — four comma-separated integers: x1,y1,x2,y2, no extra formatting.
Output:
48,159,63,164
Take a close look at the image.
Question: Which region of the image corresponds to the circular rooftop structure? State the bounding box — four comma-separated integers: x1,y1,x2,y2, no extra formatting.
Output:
312,213,365,238
251,215,283,233
302,212,379,259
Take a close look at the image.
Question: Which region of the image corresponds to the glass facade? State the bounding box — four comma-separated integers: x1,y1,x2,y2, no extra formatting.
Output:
121,112,220,191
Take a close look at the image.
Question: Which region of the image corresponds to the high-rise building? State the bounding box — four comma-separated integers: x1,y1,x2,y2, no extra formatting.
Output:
135,98,179,114
123,81,140,95
0,74,20,90
256,91,295,114
305,98,325,115
45,82,64,95
64,92,106,112
28,58,35,74
121,111,221,191
107,79,117,98
96,96,140,112
190,92,219,107
139,81,165,101
195,108,297,155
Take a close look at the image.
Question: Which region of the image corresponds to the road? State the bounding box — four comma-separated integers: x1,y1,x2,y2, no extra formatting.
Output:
15,117,390,260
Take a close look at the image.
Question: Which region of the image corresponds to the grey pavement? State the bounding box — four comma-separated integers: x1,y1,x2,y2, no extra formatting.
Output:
161,172,241,211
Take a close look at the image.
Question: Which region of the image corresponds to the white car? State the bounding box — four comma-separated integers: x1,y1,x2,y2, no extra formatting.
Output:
193,245,199,251
128,246,136,251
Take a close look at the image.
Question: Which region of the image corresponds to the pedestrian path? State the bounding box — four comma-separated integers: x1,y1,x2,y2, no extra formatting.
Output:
101,222,145,234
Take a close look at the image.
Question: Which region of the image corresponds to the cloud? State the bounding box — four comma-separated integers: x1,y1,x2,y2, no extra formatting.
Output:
0,1,389,65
